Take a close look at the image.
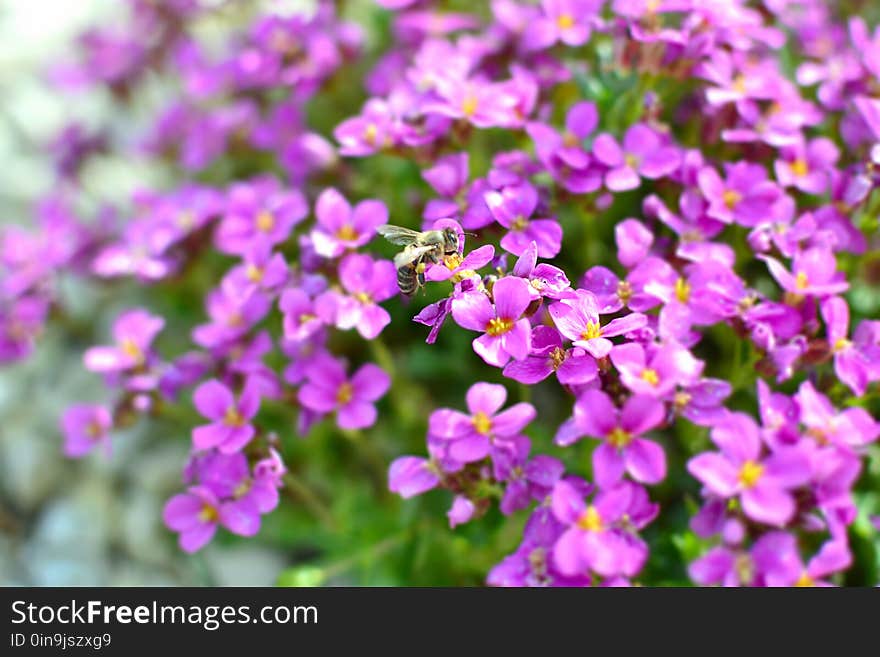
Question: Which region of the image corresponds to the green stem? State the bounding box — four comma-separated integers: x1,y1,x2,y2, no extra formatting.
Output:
342,428,392,498
322,526,416,580
283,473,337,531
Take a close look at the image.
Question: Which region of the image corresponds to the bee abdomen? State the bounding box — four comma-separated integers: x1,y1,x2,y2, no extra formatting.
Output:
397,266,418,295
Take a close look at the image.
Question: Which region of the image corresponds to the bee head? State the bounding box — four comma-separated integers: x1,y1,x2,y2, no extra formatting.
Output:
443,227,460,251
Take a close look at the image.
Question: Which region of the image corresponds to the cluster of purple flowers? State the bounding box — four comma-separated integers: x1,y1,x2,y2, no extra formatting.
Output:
3,0,878,582
38,4,396,554
376,0,880,585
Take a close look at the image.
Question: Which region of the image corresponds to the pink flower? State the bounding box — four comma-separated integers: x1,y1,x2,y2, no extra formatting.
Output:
297,354,390,430
451,276,533,367
192,378,261,453
571,390,667,487
688,413,812,527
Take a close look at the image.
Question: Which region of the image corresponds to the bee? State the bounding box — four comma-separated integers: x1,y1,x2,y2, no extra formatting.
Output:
376,224,460,295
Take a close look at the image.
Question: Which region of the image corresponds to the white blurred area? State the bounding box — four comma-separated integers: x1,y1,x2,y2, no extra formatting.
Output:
0,0,118,206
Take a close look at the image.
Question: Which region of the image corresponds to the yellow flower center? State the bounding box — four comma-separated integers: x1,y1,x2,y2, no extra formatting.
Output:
790,158,809,177
805,427,830,446
833,337,851,352
625,153,640,169
723,189,742,209
675,277,691,303
550,346,566,370
795,572,815,587
233,480,252,499
557,13,575,30
795,271,809,290
120,338,143,363
444,253,463,270
256,210,275,233
608,427,632,448
246,264,264,283
562,131,580,148
511,215,529,232
472,411,493,435
580,321,603,340
461,95,479,117
198,504,219,523
336,224,358,241
298,313,316,325
640,368,660,386
674,391,692,410
738,460,764,488
735,554,754,585
732,74,747,94
227,312,244,327
86,420,104,440
177,211,195,230
576,505,603,532
355,292,372,304
364,123,378,146
617,280,633,304
336,382,354,405
486,317,515,336
224,407,246,427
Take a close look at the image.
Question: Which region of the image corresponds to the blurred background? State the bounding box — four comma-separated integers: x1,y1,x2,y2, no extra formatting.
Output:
0,0,289,586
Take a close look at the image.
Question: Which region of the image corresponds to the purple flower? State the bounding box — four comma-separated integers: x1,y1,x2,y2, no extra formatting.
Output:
192,285,271,349
674,378,732,427
428,382,536,463
451,276,533,367
413,297,452,345
610,341,703,398
421,152,470,221
280,288,324,342
493,435,564,515
297,354,390,430
502,326,598,385
774,138,839,195
760,247,849,299
688,413,812,527
224,241,289,294
334,98,396,156
698,162,783,226
593,124,681,191
425,244,495,283
484,184,562,258
447,496,476,528
524,0,601,51
162,485,260,553
796,380,879,451
84,309,164,374
309,188,388,258
61,404,112,458
615,219,654,268
551,480,649,578
752,532,851,587
511,241,571,300
388,456,441,498
192,378,261,453
821,296,879,396
572,390,667,487
215,179,307,255
426,78,520,129
315,254,397,339
549,288,648,358
526,105,603,194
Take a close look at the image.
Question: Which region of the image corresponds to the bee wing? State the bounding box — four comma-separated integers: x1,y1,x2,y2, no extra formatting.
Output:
393,244,437,268
377,224,423,246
